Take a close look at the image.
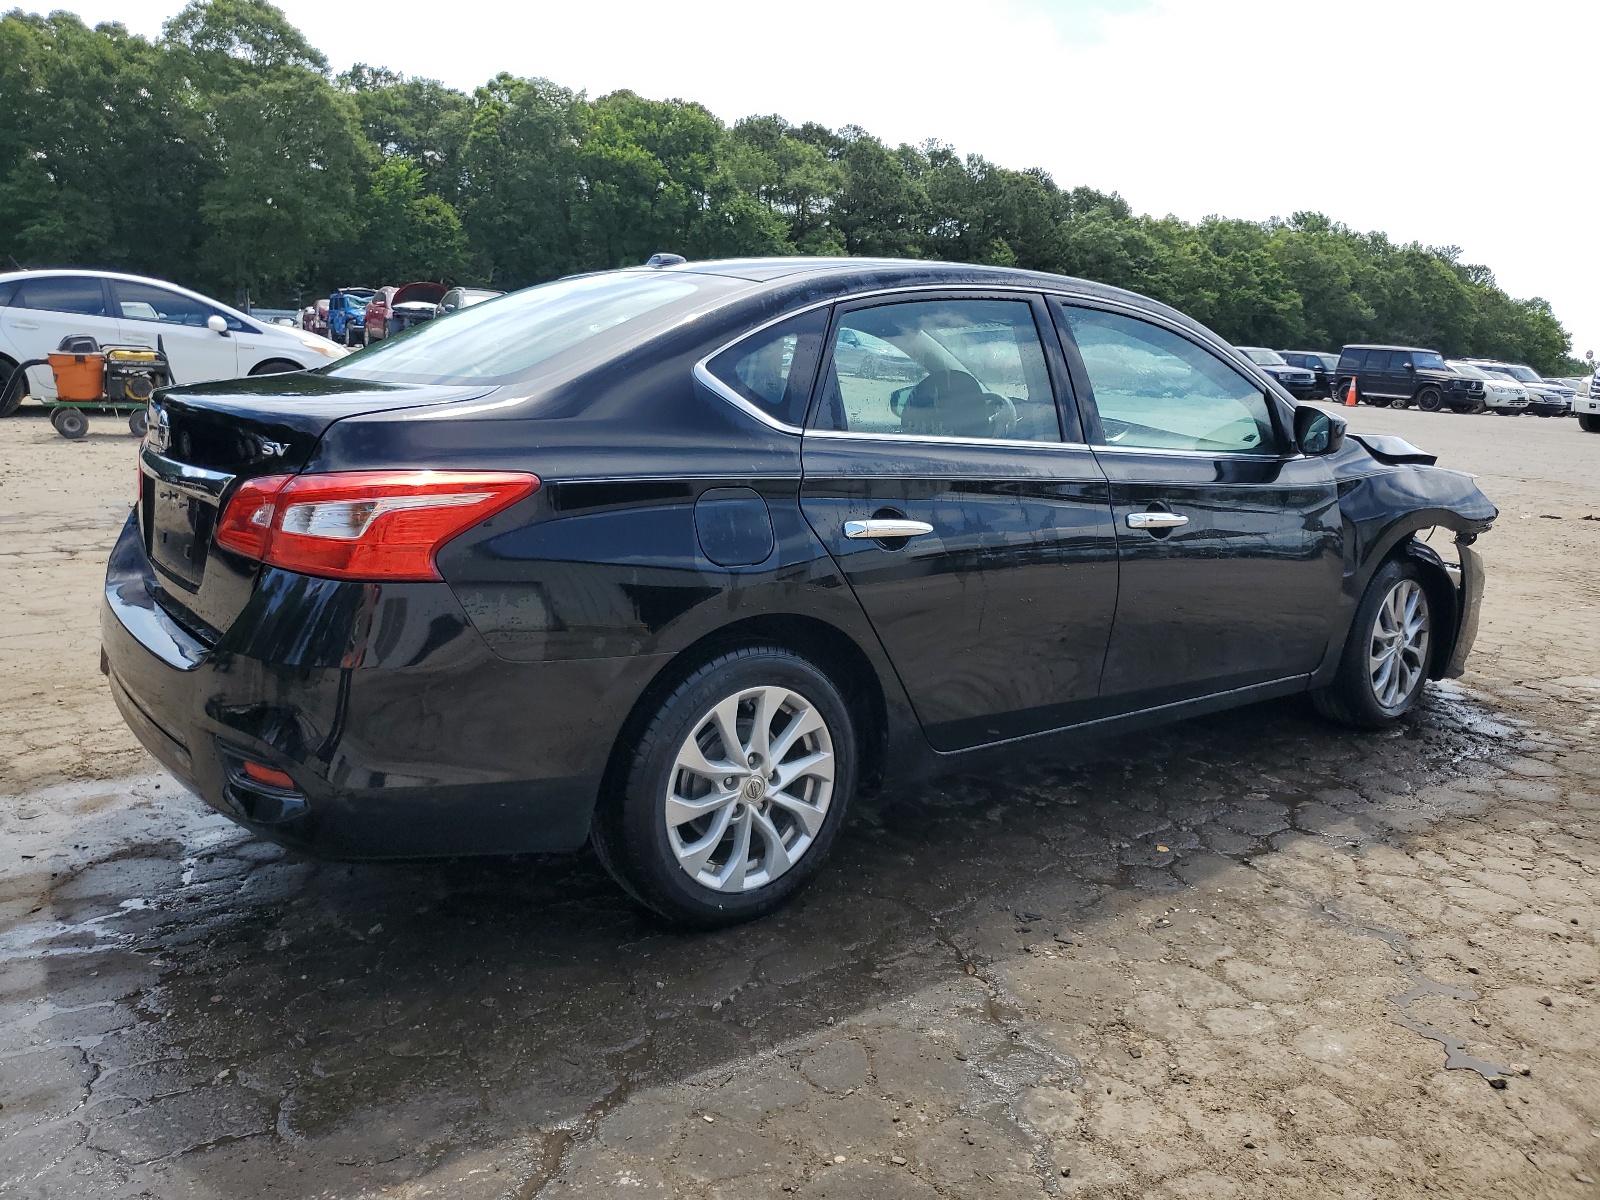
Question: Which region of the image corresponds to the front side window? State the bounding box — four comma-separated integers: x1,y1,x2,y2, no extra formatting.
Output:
112,280,241,331
1060,305,1278,455
14,276,107,317
704,309,828,427
813,298,1060,442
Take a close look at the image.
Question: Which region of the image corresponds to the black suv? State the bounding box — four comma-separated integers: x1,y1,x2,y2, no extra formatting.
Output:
1280,350,1339,398
1234,347,1316,399
1335,345,1486,412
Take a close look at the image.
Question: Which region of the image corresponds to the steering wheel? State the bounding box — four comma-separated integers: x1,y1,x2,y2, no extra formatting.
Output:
986,392,1019,437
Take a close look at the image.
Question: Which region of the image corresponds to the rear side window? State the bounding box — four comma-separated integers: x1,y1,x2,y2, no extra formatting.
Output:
0,279,17,306
14,276,108,316
1341,349,1371,371
704,309,829,428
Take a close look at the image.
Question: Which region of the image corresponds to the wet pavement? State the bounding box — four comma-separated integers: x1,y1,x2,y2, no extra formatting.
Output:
6,677,1597,1198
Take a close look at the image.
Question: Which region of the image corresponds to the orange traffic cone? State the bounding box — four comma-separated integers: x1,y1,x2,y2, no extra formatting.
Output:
1344,376,1359,407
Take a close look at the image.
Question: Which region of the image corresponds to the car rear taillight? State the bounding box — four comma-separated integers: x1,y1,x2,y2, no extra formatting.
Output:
215,470,539,581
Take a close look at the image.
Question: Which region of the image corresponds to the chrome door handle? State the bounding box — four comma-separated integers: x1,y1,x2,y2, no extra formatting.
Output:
1127,511,1189,530
844,519,934,539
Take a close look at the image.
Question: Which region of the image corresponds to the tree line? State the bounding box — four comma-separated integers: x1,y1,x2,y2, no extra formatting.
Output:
0,0,1581,372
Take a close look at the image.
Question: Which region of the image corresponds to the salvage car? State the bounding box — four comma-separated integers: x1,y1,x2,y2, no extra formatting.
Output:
1234,346,1317,399
1461,360,1572,417
383,281,448,338
1278,350,1339,398
1334,345,1486,412
104,257,1497,926
1446,361,1529,415
0,270,345,412
436,285,503,316
325,288,375,346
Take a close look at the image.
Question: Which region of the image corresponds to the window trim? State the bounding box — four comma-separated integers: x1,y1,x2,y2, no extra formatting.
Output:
696,306,830,434
694,284,1095,437
1048,294,1295,459
804,288,1078,445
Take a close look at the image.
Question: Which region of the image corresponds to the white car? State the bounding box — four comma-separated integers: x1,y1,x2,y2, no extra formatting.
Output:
1574,372,1600,432
0,269,347,409
1447,361,1529,414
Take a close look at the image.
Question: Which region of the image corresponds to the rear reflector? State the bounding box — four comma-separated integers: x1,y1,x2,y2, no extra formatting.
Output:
215,470,539,581
241,760,296,790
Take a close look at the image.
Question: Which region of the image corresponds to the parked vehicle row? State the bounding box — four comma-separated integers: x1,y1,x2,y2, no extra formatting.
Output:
1226,341,1580,421
105,255,1497,925
299,283,504,345
0,270,347,410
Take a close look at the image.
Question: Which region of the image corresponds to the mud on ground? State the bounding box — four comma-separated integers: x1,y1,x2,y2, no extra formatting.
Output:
1,404,1598,1199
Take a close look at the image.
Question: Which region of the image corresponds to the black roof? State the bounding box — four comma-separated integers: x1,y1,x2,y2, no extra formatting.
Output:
1340,344,1438,354
652,256,1225,349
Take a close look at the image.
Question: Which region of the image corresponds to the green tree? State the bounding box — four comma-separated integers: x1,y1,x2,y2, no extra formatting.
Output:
199,71,367,297
0,12,210,280
360,155,468,281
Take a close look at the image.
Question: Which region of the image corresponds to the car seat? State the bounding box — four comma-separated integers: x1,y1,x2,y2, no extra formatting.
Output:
899,369,993,438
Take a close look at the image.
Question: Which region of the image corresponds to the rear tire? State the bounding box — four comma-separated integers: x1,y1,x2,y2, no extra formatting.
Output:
591,646,858,927
1580,413,1600,433
1312,558,1434,730
0,357,21,417
1416,387,1443,412
128,409,148,437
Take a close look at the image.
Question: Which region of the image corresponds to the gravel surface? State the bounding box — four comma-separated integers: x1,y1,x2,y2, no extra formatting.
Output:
1,403,1597,1198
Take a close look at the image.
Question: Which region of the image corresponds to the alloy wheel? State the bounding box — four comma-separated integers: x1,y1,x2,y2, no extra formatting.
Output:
1368,579,1430,711
664,684,835,893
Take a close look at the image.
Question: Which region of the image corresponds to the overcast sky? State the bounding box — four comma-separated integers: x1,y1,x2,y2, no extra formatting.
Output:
55,0,1600,363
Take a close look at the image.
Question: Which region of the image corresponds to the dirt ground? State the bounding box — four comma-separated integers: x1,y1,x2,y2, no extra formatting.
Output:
1,402,1598,1199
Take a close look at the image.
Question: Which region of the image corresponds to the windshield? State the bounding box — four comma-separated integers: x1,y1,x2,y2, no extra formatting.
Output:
1240,348,1286,366
324,272,706,385
1413,351,1446,370
1502,364,1541,383
1448,363,1488,380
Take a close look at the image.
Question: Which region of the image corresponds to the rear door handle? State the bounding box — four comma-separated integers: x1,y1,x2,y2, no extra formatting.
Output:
1127,512,1189,530
13,321,39,330
844,519,934,539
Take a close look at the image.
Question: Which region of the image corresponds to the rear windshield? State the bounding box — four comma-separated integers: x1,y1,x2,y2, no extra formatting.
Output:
324,272,709,385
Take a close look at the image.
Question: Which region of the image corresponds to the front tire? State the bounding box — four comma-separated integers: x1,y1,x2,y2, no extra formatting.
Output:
1416,387,1443,412
1313,559,1434,729
591,646,858,927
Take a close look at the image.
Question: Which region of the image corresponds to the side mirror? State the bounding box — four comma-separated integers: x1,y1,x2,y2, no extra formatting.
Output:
1294,406,1346,456
206,315,229,335
1403,362,1415,371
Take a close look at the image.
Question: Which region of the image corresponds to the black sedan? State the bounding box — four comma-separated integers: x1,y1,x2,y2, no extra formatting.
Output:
104,258,1496,926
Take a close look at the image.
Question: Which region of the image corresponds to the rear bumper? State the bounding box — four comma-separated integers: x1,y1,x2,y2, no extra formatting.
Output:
100,511,667,859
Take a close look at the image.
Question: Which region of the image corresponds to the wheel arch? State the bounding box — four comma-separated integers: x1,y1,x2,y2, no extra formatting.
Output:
596,612,892,819
248,358,306,377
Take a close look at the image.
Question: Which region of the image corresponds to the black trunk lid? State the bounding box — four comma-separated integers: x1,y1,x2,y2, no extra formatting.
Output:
138,373,491,639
